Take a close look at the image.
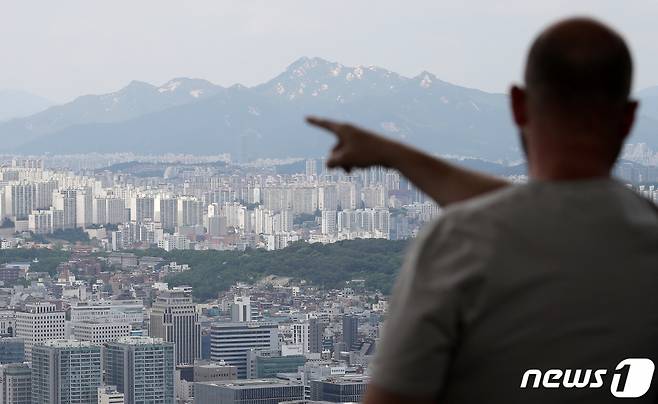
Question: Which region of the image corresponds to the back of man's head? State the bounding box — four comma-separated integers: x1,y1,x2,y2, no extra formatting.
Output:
524,17,633,123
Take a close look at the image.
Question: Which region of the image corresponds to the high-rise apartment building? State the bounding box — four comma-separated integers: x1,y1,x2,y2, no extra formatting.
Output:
75,188,93,228
104,336,175,404
15,303,65,361
177,196,203,227
149,287,201,366
31,340,102,404
3,183,35,220
52,189,77,229
305,159,318,177
321,210,337,235
93,197,127,225
28,209,54,234
158,197,178,231
210,322,278,379
129,196,154,223
318,185,338,211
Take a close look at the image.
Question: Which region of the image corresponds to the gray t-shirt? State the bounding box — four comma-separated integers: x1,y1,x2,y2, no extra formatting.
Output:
372,178,658,403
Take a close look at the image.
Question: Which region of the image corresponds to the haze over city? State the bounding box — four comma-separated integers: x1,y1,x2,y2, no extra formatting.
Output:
2,0,658,103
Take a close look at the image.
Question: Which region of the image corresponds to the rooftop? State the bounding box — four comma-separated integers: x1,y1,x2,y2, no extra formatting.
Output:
197,378,302,390
43,339,95,348
114,336,165,345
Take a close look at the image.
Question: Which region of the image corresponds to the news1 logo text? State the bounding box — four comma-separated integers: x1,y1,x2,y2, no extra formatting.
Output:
520,358,655,398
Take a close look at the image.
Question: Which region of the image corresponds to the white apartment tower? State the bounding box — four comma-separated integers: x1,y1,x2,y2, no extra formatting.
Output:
52,189,77,229
321,210,337,235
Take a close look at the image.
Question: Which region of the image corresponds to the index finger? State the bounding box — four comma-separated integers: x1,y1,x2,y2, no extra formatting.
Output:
306,116,341,133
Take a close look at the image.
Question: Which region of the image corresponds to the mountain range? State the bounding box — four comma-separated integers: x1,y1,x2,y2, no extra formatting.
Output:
0,90,53,122
1,57,657,161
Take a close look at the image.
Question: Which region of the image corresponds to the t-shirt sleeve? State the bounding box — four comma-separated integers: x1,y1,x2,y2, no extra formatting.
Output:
370,213,484,398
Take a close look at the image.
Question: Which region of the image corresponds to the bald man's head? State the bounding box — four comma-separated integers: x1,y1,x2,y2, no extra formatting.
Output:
510,18,638,179
524,18,632,114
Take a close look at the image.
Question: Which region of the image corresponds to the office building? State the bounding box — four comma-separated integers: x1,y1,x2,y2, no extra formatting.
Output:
194,379,304,404
97,385,124,404
15,303,65,361
210,322,278,379
0,363,31,404
69,300,144,324
309,376,369,403
291,322,309,353
308,318,326,354
150,286,201,366
72,321,131,344
230,296,251,322
104,336,175,404
246,349,306,379
341,315,359,352
0,338,24,364
31,340,102,404
194,360,238,382
0,312,15,338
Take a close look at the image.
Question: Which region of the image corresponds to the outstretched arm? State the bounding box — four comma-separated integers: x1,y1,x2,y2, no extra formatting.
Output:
307,117,509,206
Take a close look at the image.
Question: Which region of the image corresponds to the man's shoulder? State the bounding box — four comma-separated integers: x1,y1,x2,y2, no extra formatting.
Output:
442,178,656,222
438,184,533,227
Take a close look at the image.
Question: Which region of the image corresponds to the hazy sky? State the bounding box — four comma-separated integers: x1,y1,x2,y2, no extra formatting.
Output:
2,1,657,103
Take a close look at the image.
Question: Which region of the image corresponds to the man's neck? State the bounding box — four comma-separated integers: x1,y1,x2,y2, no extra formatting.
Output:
529,163,611,181
525,131,616,181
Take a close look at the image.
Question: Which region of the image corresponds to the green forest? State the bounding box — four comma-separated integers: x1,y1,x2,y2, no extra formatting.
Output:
0,239,410,300
150,239,409,300
0,249,71,276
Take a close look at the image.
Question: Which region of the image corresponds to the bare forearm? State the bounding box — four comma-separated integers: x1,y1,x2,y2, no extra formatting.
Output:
305,116,509,206
384,141,509,206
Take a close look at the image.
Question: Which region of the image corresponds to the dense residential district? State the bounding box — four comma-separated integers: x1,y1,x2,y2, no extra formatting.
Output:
0,155,654,403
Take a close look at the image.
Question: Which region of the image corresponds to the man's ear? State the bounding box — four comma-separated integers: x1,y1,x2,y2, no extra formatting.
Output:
620,100,638,140
510,85,528,127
